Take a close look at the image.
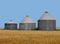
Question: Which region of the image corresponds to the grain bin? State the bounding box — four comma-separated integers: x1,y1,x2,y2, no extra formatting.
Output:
19,16,36,30
38,11,56,30
5,20,17,30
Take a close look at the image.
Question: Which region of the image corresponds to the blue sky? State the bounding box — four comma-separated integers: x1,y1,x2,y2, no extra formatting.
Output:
0,0,60,28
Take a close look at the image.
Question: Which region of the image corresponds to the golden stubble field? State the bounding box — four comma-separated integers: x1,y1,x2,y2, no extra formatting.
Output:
0,30,60,44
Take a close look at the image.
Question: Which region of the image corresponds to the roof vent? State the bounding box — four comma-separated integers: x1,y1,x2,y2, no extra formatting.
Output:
45,11,48,13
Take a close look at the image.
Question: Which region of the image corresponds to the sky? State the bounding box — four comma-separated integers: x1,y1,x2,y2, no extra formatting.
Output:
0,0,60,28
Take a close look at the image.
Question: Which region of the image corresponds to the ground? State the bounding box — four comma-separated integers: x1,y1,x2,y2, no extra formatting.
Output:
0,29,60,44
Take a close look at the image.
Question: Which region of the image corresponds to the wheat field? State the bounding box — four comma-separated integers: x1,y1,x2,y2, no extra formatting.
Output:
0,30,60,44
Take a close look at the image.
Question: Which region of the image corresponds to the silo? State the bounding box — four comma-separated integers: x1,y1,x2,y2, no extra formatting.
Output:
19,16,36,30
5,20,17,30
38,11,56,30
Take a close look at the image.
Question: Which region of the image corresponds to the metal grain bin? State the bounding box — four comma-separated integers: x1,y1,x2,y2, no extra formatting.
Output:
19,16,36,30
38,11,56,30
5,20,17,30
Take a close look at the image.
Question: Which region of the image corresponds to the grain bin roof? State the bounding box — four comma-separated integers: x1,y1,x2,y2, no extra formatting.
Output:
39,11,55,20
6,20,16,24
20,16,35,23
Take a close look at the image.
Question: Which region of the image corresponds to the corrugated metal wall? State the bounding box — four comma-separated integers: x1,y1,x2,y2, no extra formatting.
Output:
19,23,36,30
38,20,56,30
5,23,17,30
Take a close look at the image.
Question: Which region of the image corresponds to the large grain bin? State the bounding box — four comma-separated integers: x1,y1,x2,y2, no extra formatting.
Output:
5,20,17,30
38,11,56,30
19,16,36,30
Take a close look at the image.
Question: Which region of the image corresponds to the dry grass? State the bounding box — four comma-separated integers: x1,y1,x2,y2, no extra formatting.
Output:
0,30,60,44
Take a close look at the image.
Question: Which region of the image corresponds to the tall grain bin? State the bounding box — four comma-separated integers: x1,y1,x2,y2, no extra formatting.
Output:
5,20,17,30
38,11,56,30
19,16,36,30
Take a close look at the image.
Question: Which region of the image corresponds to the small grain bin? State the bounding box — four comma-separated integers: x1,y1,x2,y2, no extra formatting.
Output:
38,11,56,30
19,16,36,30
5,20,17,30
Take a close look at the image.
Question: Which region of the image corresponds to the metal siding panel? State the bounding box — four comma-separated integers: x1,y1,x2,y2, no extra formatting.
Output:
19,23,36,30
5,24,17,30
38,20,56,30
19,23,25,29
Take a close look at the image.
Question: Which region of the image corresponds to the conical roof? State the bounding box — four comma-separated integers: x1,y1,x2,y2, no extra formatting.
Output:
6,20,16,24
39,11,55,20
20,16,35,23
